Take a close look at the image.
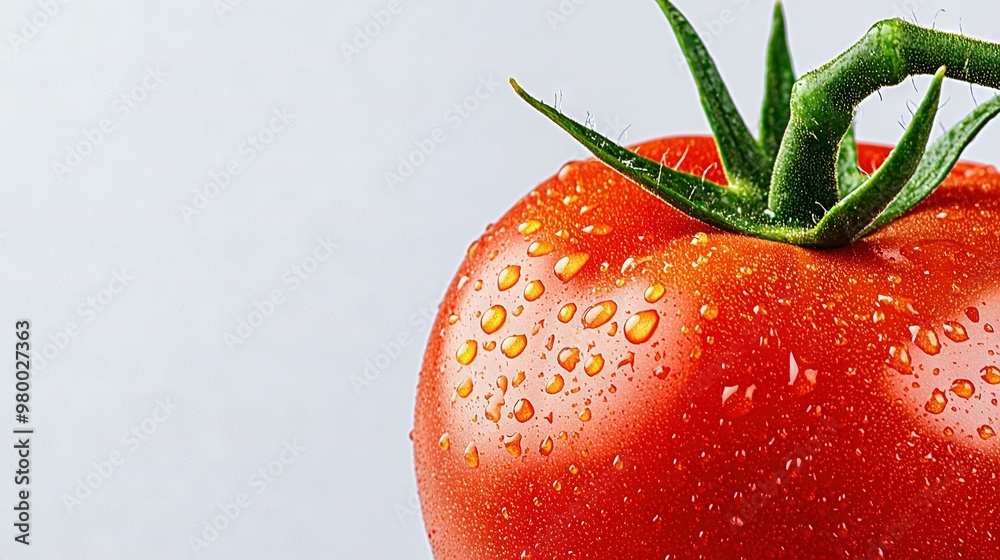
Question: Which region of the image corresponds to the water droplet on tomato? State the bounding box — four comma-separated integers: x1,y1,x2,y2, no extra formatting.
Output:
456,377,474,398
950,379,976,399
981,366,1000,385
497,375,508,394
483,340,496,352
438,433,451,451
645,284,666,303
966,307,981,323
473,279,483,291
498,266,521,291
518,220,541,235
514,399,535,422
700,303,719,321
913,327,942,355
578,408,592,422
552,480,562,491
513,371,526,388
501,335,527,359
888,345,913,375
485,396,505,423
558,303,577,323
455,340,479,366
539,436,554,456
464,443,480,468
585,224,613,236
503,433,522,457
554,253,590,282
613,456,624,470
625,311,660,344
528,241,554,257
523,280,545,301
583,301,618,329
558,347,581,372
545,374,566,394
943,322,969,343
481,306,507,335
584,354,605,376
979,425,996,440
925,389,948,414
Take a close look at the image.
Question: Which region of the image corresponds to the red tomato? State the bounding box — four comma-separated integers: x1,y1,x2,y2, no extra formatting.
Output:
413,136,1000,559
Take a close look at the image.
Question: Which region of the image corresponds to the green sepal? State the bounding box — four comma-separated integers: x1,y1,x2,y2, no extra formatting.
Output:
510,79,766,235
808,67,945,247
759,2,795,164
656,0,769,197
865,94,1000,233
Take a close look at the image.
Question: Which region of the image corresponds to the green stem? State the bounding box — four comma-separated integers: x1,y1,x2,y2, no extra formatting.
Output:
770,19,1000,227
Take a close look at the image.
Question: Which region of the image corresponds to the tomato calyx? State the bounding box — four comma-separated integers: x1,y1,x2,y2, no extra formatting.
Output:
512,1,1000,248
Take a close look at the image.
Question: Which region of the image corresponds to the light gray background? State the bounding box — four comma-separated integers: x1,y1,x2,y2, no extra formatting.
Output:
0,0,997,558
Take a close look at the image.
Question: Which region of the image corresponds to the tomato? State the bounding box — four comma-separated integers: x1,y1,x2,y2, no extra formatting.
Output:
413,136,1000,559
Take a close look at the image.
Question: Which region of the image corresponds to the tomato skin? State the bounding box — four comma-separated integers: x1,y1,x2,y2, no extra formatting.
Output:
413,136,1000,559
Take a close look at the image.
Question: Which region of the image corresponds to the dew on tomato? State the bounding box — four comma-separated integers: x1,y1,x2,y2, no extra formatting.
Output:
623,310,659,344
911,326,942,355
949,379,976,399
455,340,477,365
503,433,522,457
512,371,526,387
556,348,580,372
544,374,565,394
539,436,553,456
584,354,604,376
517,220,541,235
500,335,527,358
553,252,589,282
455,377,473,399
512,399,534,422
523,280,544,301
981,366,1000,385
943,321,970,342
527,240,554,257
925,389,948,414
463,443,479,468
480,305,506,334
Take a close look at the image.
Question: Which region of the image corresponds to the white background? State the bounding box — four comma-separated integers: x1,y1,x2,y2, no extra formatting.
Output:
0,0,998,558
